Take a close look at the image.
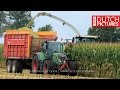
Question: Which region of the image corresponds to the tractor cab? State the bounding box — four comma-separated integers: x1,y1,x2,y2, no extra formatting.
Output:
42,41,64,59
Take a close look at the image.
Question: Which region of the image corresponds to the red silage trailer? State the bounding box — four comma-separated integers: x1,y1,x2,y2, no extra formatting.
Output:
4,30,43,73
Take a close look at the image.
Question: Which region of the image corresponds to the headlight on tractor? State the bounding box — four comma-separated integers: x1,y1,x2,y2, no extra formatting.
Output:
58,55,66,64
58,55,66,60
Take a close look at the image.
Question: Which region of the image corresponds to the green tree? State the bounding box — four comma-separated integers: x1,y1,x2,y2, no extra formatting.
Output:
6,11,34,29
38,24,53,31
0,11,34,37
0,11,7,37
88,27,120,42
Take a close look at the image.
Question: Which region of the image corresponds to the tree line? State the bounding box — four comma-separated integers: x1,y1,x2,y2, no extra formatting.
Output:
88,27,120,42
0,11,53,37
0,11,33,37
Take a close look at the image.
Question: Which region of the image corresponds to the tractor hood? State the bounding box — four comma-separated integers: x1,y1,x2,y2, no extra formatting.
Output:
58,53,68,61
52,53,68,65
57,53,67,60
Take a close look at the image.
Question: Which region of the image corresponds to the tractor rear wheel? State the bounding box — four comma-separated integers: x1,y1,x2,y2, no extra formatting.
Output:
32,55,42,74
68,61,79,76
7,60,12,73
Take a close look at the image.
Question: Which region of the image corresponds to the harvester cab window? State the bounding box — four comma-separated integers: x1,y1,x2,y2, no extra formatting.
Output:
75,37,83,43
82,38,95,43
76,38,80,43
83,38,91,42
91,39,96,42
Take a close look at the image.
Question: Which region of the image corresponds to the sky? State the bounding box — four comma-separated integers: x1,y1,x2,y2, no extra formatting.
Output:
1,11,120,43
31,11,120,41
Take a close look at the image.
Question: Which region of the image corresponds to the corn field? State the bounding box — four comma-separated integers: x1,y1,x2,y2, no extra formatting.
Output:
1,43,120,78
65,43,120,78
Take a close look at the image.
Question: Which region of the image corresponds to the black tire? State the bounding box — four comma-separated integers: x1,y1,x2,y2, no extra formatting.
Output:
18,61,22,73
12,60,19,73
68,61,79,76
7,60,12,73
43,60,50,74
52,65,59,75
43,60,56,74
31,55,42,74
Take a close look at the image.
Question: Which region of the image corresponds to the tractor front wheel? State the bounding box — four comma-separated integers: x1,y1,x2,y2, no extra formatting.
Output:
43,60,52,74
68,61,79,76
43,60,55,74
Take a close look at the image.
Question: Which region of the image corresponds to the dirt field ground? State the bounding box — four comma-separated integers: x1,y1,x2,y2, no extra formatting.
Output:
0,61,105,79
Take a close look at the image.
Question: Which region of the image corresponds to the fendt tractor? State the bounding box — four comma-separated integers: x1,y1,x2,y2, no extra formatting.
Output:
32,41,78,76
4,12,79,76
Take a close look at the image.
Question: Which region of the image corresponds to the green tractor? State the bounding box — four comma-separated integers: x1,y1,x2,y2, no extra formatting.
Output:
31,41,79,76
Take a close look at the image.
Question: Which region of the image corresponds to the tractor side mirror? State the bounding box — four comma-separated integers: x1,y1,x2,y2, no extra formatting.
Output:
41,42,44,46
42,42,47,50
46,44,48,50
45,41,48,50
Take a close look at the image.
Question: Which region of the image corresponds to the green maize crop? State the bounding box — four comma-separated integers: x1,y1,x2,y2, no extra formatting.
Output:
65,43,120,78
1,42,120,78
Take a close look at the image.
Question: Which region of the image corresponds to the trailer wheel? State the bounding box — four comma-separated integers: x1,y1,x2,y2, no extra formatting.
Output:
32,55,42,74
68,61,79,76
18,61,22,73
12,60,19,73
7,60,12,73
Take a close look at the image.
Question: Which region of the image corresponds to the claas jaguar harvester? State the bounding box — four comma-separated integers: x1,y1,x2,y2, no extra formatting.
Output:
3,12,79,76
